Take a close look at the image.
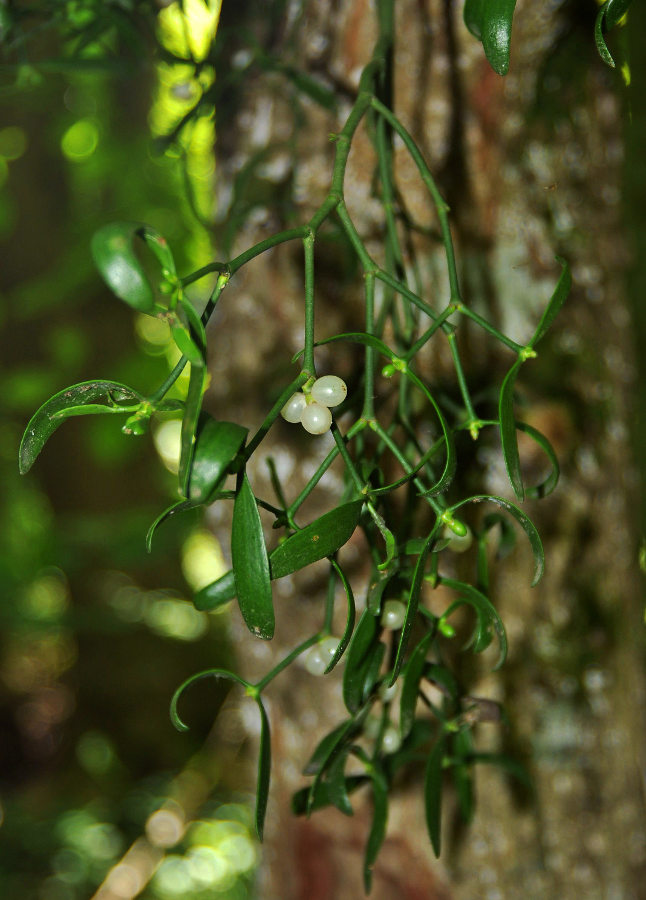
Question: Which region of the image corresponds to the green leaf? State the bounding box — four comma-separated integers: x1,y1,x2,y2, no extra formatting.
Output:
19,380,143,474
270,501,363,579
292,775,367,815
439,577,507,669
391,529,438,684
425,733,446,858
325,749,354,816
498,357,525,501
326,561,356,673
450,494,544,586
363,763,388,893
303,720,355,775
91,222,174,313
400,630,434,739
518,422,560,499
178,362,207,496
367,572,395,615
451,729,475,824
254,695,271,840
146,499,197,552
605,0,632,29
366,502,396,570
193,570,236,611
595,2,616,67
468,751,533,790
187,415,248,503
232,474,274,639
463,0,486,38
170,667,249,732
463,0,517,75
342,614,386,716
529,257,571,347
403,370,456,496
316,330,398,361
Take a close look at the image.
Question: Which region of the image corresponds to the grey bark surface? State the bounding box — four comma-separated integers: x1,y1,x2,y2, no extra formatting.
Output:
205,1,646,897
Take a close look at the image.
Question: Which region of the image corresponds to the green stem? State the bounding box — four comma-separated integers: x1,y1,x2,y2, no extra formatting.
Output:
369,419,445,516
303,233,316,375
254,634,320,693
363,272,376,419
243,372,309,462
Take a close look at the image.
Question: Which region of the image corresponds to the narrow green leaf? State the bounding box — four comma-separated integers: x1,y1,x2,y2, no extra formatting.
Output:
188,415,248,503
481,0,518,76
326,749,354,816
169,667,249,732
498,357,525,501
450,494,544,586
91,222,173,313
326,561,356,673
193,570,236,611
315,330,398,361
439,577,508,669
518,422,560,499
367,572,395,615
391,529,438,684
146,499,197,552
529,257,571,347
425,733,446,858
303,720,354,775
254,696,271,840
468,751,533,790
19,380,143,474
366,502,396,570
401,370,456,496
595,2,616,67
232,474,274,639
343,609,385,713
400,630,434,739
292,776,368,815
451,730,475,824
178,362,207,496
363,765,388,893
270,501,363,579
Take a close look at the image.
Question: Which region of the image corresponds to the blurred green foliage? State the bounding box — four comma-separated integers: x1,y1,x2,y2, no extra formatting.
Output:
0,2,260,897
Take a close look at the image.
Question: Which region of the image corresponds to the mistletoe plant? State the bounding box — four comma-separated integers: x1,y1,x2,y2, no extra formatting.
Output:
17,0,586,892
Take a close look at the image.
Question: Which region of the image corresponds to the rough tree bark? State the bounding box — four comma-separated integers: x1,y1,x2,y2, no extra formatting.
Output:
204,1,646,897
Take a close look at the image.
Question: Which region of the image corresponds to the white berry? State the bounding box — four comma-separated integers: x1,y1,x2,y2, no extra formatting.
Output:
281,392,307,423
311,375,347,408
378,680,397,702
381,725,402,754
320,636,341,661
303,645,327,676
301,402,332,434
381,599,406,630
441,524,473,553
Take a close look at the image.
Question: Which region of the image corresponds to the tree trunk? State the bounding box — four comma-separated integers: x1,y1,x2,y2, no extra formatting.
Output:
205,1,646,897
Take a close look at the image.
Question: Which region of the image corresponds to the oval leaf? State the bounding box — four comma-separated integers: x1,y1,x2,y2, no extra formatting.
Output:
188,415,248,503
605,0,632,29
232,473,274,639
391,529,438,684
481,0,518,76
91,222,173,313
19,380,143,474
269,500,363,579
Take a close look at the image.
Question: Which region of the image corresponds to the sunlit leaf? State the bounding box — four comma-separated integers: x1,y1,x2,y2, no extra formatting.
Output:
595,2,616,67
193,569,236,611
425,733,446,858
178,362,207,496
19,380,143,473
464,0,518,75
232,473,274,639
187,415,248,503
605,0,632,28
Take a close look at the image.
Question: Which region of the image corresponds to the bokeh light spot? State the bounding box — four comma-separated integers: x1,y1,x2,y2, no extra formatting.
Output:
61,119,99,161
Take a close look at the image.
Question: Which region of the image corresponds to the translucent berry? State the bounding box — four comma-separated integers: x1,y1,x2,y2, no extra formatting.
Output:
311,375,347,408
281,392,307,423
441,524,473,553
378,679,397,703
381,725,402,754
301,402,332,434
381,599,406,630
303,645,328,676
320,636,341,661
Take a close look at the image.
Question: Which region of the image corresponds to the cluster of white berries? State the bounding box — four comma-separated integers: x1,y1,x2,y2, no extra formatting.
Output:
281,375,347,435
302,636,341,676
